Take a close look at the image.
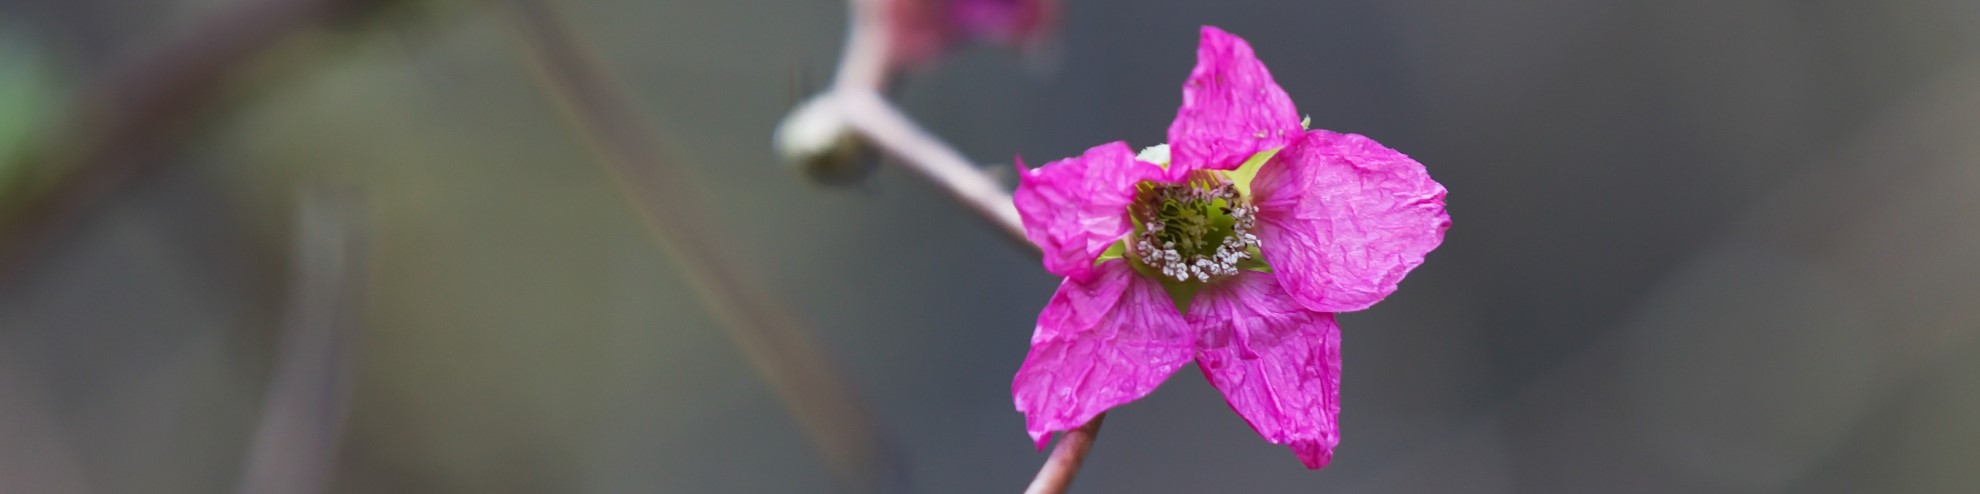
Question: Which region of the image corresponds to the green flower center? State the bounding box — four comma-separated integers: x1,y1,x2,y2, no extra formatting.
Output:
1103,144,1282,313
1129,171,1260,283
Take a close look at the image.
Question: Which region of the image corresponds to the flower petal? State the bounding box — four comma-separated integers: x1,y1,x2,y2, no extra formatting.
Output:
1189,272,1342,469
1251,129,1449,313
1015,142,1165,280
1014,260,1195,448
1166,26,1302,178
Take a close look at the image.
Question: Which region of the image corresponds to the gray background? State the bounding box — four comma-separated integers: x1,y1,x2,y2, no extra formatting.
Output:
3,0,1979,492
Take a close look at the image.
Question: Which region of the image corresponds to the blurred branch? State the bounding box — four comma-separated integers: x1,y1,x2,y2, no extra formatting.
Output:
835,0,895,91
0,0,397,278
788,0,1092,490
0,3,390,492
1023,414,1104,494
836,89,1027,246
499,0,898,490
235,189,367,494
789,0,1081,490
777,0,1033,252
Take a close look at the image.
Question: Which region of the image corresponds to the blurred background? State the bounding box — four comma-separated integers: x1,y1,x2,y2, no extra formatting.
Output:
3,0,1979,492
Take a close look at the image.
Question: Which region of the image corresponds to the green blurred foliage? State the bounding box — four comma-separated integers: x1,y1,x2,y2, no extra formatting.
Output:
0,28,61,193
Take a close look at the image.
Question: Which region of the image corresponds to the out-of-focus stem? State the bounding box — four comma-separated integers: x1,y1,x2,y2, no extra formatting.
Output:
835,89,1027,246
811,1,1082,491
501,0,896,490
1023,414,1105,494
0,0,396,279
835,0,895,91
236,189,366,494
791,0,1090,489
780,0,1035,251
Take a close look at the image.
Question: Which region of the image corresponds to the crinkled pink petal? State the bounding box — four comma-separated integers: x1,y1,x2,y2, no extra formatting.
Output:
1014,260,1194,448
1165,26,1302,179
1251,129,1449,313
1014,141,1165,280
1188,272,1342,469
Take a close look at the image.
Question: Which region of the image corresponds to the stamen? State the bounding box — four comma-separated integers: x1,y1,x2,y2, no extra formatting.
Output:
1129,172,1259,283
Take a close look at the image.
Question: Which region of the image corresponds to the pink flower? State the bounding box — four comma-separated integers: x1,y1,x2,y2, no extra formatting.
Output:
1010,26,1449,469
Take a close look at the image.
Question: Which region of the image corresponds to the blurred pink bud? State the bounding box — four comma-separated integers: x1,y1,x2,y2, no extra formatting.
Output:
886,0,1057,65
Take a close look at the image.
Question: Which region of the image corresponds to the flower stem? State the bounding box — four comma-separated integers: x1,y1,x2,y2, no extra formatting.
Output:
797,1,1091,491
1024,413,1105,494
835,0,896,91
783,0,1036,251
834,89,1028,246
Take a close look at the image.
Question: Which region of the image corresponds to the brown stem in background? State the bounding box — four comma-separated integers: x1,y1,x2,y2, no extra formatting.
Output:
236,189,367,494
0,0,392,279
501,0,897,490
0,0,907,490
1023,414,1105,494
0,3,390,493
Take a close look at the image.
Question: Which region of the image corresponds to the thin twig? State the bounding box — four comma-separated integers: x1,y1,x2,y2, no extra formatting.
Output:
835,0,895,91
236,189,367,494
836,89,1027,245
785,0,1034,250
801,0,1099,490
1023,414,1104,494
501,0,897,490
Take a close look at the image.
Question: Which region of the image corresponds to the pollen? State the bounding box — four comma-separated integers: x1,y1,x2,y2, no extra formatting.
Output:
1129,171,1260,283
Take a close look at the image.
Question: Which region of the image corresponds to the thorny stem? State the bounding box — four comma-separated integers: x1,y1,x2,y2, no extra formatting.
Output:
1024,414,1105,494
